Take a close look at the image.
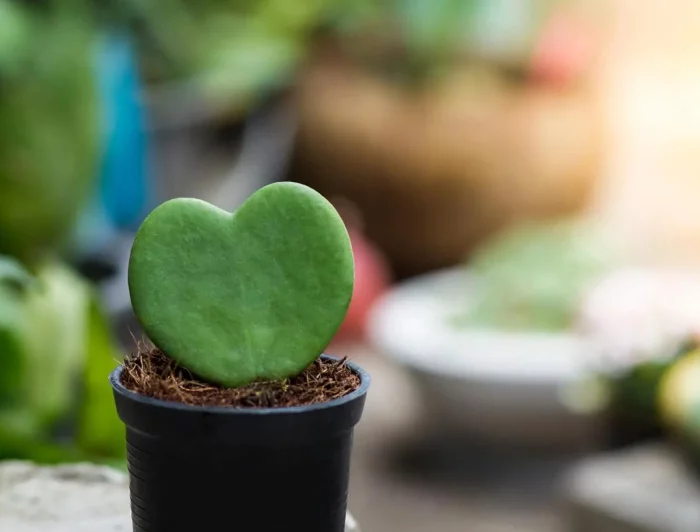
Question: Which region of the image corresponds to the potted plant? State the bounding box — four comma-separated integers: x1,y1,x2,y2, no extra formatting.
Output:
109,182,370,531
368,218,615,449
290,0,605,277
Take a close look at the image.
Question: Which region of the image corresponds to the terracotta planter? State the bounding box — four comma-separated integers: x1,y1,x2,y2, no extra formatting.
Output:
290,48,602,278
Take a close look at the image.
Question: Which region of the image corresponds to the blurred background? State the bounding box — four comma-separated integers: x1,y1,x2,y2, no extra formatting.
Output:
2,0,700,530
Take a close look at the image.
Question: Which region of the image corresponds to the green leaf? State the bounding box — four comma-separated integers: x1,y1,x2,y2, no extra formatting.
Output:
0,0,32,76
125,0,333,103
0,406,89,464
0,257,125,463
613,361,673,421
395,0,478,60
128,182,354,387
76,292,125,459
458,219,615,331
201,28,302,103
21,263,90,425
0,9,99,264
0,254,33,289
0,325,25,403
0,257,31,402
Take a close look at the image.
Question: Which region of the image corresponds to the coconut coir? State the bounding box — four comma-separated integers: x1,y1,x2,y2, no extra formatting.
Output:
121,347,360,408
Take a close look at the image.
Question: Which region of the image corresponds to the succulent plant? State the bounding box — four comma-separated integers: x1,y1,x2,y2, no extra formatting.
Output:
128,182,354,387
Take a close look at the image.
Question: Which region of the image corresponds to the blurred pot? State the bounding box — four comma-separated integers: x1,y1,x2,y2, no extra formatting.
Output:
290,46,602,278
368,268,605,450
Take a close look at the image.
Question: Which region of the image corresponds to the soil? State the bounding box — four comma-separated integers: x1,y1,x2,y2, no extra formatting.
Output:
120,346,361,408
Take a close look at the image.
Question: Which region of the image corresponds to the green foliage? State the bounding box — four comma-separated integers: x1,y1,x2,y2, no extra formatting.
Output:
0,0,32,76
617,343,700,442
0,258,124,463
0,256,33,289
613,361,673,425
22,264,95,426
0,256,32,403
393,0,479,79
456,219,614,332
658,348,700,445
128,182,354,387
77,296,125,459
328,0,480,84
0,2,99,264
109,0,338,110
332,0,561,86
0,4,123,464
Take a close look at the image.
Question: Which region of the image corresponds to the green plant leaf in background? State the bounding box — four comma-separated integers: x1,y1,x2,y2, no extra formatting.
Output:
0,260,125,464
327,0,384,36
76,294,124,460
98,0,200,81
0,4,99,264
395,0,478,62
0,256,31,403
0,403,94,464
613,360,675,427
0,255,33,289
109,0,339,114
0,259,89,463
195,0,336,106
200,24,303,107
0,3,124,465
0,0,32,77
21,262,92,427
456,219,615,332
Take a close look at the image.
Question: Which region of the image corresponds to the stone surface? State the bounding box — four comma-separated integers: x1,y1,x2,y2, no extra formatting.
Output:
0,461,360,532
563,444,700,532
0,462,129,532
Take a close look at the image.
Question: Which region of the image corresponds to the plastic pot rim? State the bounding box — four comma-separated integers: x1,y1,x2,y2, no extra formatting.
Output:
110,353,371,417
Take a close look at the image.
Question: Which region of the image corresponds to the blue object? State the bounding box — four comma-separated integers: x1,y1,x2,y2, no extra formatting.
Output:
96,32,151,230
75,32,152,255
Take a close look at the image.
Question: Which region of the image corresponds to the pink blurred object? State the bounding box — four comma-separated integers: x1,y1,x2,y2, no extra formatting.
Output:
531,11,594,86
335,227,392,343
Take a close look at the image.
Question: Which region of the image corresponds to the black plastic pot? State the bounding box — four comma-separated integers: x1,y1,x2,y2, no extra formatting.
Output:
110,355,370,532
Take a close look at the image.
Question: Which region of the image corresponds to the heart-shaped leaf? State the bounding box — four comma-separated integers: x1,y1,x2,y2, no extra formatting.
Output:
128,182,354,387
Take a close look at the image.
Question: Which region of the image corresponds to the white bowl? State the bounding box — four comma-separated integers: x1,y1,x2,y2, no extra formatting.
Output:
367,268,605,449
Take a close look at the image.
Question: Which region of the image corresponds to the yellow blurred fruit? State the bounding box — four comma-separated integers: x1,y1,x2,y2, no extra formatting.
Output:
658,349,700,432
